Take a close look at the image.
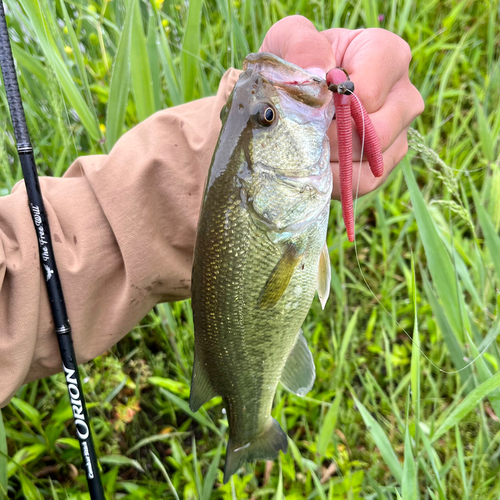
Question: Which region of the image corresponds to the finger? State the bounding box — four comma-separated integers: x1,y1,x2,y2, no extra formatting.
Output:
322,28,412,113
361,81,424,153
330,127,409,199
327,81,423,160
260,16,336,76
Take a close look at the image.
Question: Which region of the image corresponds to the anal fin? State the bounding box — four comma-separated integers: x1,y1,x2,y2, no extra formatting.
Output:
189,353,218,412
280,329,315,397
224,418,288,483
258,243,303,310
317,242,331,310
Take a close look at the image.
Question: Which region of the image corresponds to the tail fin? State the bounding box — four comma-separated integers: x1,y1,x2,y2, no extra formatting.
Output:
223,418,288,483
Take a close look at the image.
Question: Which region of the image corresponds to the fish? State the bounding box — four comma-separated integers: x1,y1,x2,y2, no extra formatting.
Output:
190,52,335,483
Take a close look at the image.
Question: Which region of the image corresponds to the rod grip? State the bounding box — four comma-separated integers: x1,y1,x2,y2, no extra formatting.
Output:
0,0,31,148
58,333,105,498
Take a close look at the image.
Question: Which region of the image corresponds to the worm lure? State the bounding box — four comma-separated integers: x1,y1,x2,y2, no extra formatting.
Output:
326,68,384,241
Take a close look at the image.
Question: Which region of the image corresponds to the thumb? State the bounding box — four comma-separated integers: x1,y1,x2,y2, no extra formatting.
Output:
260,16,336,78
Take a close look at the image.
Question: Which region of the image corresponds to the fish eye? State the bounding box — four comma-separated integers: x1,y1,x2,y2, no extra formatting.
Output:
254,103,277,127
263,107,275,123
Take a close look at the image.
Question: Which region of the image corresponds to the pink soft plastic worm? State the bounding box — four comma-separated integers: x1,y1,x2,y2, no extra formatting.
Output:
326,68,384,241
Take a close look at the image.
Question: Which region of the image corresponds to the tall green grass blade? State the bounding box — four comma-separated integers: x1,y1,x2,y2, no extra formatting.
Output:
362,0,379,27
21,0,100,140
59,0,96,116
336,308,359,384
155,12,182,106
158,388,220,435
0,411,7,500
466,323,500,417
317,389,343,457
472,90,494,163
147,13,162,112
181,0,203,102
470,180,500,282
201,442,222,500
422,274,470,382
432,369,500,442
305,462,327,500
130,0,155,122
403,159,462,336
99,454,145,472
410,254,421,481
19,473,42,500
274,460,284,500
150,451,180,500
455,426,469,500
10,46,47,85
402,423,417,500
105,0,134,151
191,436,203,498
352,395,403,483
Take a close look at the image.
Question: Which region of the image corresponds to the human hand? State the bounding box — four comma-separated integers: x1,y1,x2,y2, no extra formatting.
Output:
260,16,424,199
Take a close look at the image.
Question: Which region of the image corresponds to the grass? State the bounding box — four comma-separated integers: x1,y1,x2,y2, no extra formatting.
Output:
0,0,499,498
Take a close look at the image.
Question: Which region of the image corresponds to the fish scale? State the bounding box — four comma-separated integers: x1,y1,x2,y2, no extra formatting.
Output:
190,53,335,483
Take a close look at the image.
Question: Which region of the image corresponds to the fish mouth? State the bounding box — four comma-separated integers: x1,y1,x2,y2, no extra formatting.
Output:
243,52,332,109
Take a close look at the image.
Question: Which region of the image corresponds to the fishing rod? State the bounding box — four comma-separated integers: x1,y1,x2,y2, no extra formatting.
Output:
0,2,105,498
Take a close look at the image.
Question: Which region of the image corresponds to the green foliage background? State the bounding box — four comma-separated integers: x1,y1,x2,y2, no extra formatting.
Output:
0,0,500,498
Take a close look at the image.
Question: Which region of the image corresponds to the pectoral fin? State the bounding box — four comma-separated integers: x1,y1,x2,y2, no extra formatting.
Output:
280,329,315,397
317,242,331,310
189,353,218,412
258,243,303,310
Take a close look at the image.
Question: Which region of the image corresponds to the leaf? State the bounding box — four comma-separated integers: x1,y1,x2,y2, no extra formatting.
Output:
99,454,144,473
8,444,47,478
455,426,469,500
159,388,220,435
336,308,359,384
155,11,182,106
472,90,494,162
304,462,327,500
150,451,180,500
11,45,48,85
105,0,134,150
130,0,156,122
58,0,96,116
403,159,463,337
274,460,284,500
19,473,42,500
401,425,417,500
432,369,500,442
470,180,500,281
201,442,222,500
422,273,471,382
21,0,100,140
9,398,41,427
352,395,403,483
317,390,343,456
56,438,80,450
181,0,203,102
146,13,162,112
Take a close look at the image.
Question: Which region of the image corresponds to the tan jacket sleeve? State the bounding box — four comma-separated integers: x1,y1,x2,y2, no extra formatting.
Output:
0,69,241,408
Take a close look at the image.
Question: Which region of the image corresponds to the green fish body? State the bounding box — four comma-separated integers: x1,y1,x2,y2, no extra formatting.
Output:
190,53,334,482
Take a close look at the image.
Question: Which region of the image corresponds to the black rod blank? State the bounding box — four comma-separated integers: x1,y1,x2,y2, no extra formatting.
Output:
0,2,105,498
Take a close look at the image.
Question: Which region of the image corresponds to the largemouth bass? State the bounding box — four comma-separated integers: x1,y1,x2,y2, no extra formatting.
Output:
190,53,335,483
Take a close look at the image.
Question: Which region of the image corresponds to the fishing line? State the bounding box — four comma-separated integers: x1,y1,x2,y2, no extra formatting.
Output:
349,91,494,375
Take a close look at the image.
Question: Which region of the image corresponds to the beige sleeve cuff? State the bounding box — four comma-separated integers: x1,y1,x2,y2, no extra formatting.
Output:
0,69,241,408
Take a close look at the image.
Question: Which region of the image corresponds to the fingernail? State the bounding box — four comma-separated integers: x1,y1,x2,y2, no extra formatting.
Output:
306,67,326,79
